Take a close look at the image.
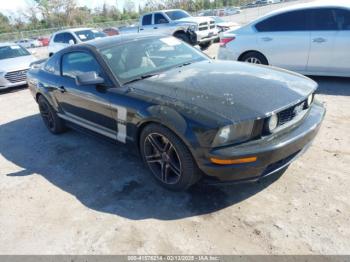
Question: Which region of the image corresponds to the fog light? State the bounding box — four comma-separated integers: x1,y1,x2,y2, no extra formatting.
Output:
268,114,278,132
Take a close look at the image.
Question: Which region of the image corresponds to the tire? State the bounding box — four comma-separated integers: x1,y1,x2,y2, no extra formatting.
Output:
37,95,66,134
199,41,212,50
140,124,201,191
240,51,268,65
174,32,191,45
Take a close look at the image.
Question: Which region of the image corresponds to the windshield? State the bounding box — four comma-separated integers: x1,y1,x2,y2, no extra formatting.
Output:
165,10,191,20
0,45,31,60
100,37,208,84
75,30,107,42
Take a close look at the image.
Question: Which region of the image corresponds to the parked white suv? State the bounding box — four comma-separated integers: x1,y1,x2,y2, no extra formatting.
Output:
218,1,350,77
48,28,106,56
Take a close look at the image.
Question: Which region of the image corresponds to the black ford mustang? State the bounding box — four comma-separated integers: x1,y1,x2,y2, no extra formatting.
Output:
27,34,325,191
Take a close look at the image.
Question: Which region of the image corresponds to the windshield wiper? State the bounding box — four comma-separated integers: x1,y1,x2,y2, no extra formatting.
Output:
123,73,158,85
177,62,192,68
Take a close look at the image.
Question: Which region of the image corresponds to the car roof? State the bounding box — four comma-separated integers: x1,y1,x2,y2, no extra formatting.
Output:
249,0,350,25
84,33,167,49
267,0,350,15
54,27,93,34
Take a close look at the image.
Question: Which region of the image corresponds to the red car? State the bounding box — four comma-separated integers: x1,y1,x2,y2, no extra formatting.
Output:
38,37,50,46
103,27,120,36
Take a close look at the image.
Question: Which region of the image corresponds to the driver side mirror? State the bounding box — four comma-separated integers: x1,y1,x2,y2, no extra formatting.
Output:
68,39,75,45
75,71,105,86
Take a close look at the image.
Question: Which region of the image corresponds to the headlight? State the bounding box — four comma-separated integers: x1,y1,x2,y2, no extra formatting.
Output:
0,71,6,76
188,24,197,31
212,121,254,147
306,94,313,107
267,114,278,132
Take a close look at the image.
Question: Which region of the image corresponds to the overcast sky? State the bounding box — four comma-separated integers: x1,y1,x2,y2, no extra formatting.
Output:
0,0,140,16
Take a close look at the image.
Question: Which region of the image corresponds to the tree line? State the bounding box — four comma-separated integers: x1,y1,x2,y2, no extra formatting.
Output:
0,0,250,34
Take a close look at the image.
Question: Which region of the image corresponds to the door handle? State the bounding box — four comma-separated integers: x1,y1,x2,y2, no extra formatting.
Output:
313,37,326,43
140,28,144,31
153,27,158,29
261,37,273,42
58,86,66,93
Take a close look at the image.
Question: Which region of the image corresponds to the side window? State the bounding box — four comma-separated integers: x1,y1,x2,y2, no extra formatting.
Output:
311,8,338,31
61,52,102,79
255,10,310,32
53,33,64,43
62,33,76,44
335,9,350,30
142,14,152,26
53,33,76,44
154,13,168,24
44,55,60,75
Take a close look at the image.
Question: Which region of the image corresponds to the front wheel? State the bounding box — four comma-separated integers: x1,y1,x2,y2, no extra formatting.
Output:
140,124,201,191
240,51,268,65
199,41,212,50
173,32,191,45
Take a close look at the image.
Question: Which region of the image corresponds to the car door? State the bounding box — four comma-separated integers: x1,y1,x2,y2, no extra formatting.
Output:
328,8,350,76
153,13,170,34
139,14,154,33
255,9,311,72
307,8,338,74
54,51,116,133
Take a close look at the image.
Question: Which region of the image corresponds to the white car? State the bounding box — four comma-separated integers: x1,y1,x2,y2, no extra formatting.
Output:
218,1,350,77
16,39,42,49
0,43,36,89
48,28,107,56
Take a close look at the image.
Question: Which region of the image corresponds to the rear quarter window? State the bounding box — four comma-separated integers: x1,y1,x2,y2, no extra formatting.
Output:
44,55,60,75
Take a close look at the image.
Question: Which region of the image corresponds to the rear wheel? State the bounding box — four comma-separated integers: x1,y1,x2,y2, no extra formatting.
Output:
38,95,66,134
140,124,201,191
240,51,268,65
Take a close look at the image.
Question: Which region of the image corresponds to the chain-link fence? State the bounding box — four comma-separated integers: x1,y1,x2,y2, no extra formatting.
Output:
0,0,312,43
0,19,138,42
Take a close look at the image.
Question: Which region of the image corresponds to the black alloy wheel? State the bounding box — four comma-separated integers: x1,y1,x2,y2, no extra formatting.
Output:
144,132,182,185
38,95,66,134
140,124,201,191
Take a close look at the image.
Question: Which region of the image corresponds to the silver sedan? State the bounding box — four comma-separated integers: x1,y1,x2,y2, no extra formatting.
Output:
0,43,36,90
218,1,350,77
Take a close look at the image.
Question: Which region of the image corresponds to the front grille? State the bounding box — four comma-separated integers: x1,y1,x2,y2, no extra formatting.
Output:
5,69,28,83
210,25,215,29
277,100,306,127
199,27,208,31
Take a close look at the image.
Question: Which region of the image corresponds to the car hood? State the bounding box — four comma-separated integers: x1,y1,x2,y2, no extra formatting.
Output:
0,55,36,72
177,16,214,24
128,60,317,123
217,21,240,28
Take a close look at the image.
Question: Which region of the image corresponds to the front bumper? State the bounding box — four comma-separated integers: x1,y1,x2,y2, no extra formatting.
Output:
0,78,27,89
197,102,326,183
195,29,219,44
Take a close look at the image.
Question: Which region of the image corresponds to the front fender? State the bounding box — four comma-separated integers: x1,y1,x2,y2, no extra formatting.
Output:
133,105,201,158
